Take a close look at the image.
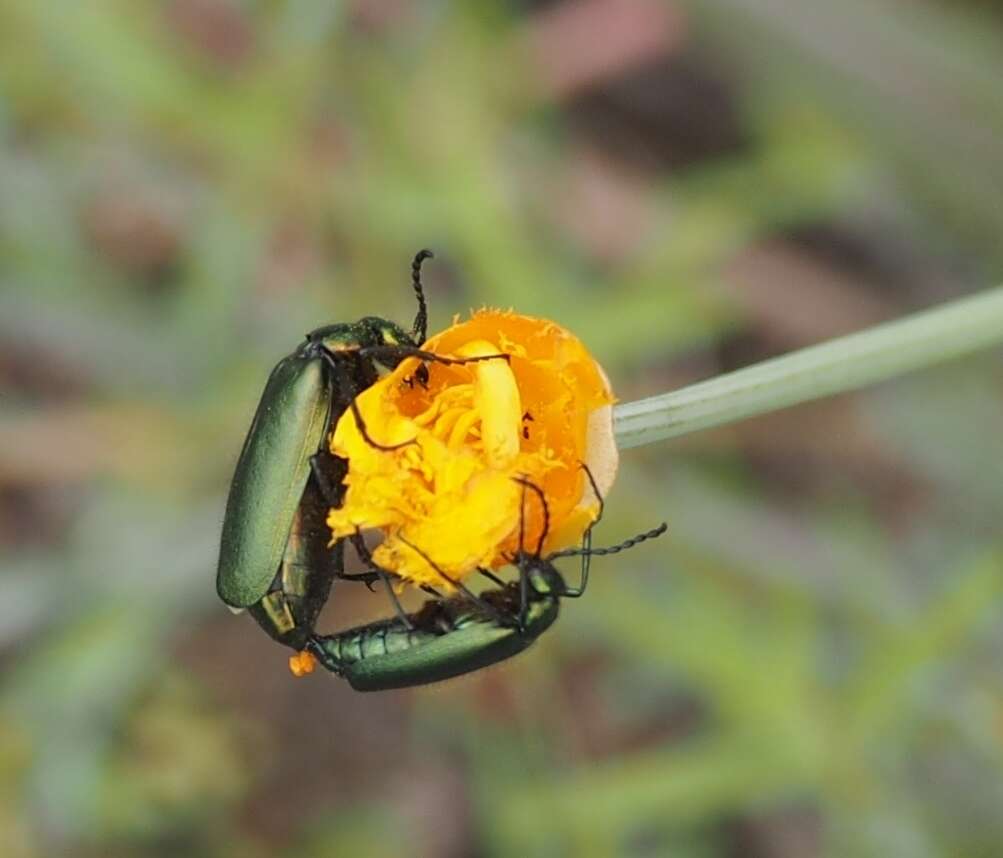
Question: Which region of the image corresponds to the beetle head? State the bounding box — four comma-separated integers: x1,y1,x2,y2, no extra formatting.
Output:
519,553,568,598
304,318,416,363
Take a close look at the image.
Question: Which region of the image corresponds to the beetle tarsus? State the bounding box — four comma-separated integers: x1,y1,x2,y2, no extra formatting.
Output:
339,571,382,592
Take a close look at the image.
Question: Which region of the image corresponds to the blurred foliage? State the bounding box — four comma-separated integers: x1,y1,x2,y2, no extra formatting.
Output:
1,1,1002,856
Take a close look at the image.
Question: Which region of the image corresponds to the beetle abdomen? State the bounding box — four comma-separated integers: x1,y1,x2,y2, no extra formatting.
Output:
308,595,559,690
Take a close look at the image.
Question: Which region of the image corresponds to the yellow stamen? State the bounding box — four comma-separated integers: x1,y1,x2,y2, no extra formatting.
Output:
433,406,469,439
459,340,521,469
447,409,481,450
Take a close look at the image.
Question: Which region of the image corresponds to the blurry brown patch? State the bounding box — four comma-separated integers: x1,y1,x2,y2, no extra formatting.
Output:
309,119,352,173
166,0,255,70
0,484,78,550
82,190,182,287
0,340,92,401
550,146,657,265
556,649,704,761
567,49,748,171
528,0,685,100
724,801,822,858
178,613,419,846
386,757,474,858
348,0,417,35
723,240,899,350
256,218,321,299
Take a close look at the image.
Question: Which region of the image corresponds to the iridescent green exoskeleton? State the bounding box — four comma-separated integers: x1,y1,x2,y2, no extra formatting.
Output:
217,251,457,650
306,472,667,690
307,586,560,691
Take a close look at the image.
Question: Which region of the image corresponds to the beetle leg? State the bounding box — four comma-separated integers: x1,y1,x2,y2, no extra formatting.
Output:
477,567,506,588
338,571,381,592
574,463,604,597
378,570,413,629
396,534,514,627
350,531,414,630
308,454,382,591
511,476,550,558
516,482,531,633
509,476,553,631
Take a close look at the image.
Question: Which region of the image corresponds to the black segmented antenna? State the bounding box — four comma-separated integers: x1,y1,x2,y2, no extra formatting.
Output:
411,249,433,344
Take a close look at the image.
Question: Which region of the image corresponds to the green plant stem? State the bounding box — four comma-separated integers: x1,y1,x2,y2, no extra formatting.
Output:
613,286,1003,450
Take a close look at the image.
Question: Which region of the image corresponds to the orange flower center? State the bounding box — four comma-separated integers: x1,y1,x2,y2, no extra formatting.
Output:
326,310,618,589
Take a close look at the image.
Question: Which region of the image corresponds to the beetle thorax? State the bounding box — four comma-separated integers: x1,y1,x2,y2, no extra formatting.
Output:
303,318,417,365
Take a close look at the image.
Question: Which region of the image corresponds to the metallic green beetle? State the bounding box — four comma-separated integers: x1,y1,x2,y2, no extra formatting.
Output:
306,475,668,691
307,584,560,691
217,250,497,650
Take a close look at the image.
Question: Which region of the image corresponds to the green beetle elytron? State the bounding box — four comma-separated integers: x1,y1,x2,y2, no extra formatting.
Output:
216,251,505,650
307,584,560,691
305,475,667,691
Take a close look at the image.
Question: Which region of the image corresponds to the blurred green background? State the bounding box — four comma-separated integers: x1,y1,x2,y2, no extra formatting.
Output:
3,1,1003,855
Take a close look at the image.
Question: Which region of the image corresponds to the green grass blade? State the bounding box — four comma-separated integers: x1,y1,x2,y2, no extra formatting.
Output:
614,286,1003,449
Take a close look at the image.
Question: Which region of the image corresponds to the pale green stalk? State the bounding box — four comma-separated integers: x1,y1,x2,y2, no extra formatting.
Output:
614,287,1003,450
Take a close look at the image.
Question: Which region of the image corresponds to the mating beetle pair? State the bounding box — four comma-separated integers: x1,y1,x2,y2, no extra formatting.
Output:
216,250,666,689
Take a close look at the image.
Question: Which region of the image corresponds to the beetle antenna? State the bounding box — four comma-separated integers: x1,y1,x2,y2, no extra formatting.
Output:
411,249,433,344
580,463,605,527
575,463,605,596
512,476,549,557
550,522,668,562
509,476,553,631
517,480,530,629
358,345,509,369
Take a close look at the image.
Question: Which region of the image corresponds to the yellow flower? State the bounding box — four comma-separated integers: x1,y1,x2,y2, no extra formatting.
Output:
326,309,618,588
